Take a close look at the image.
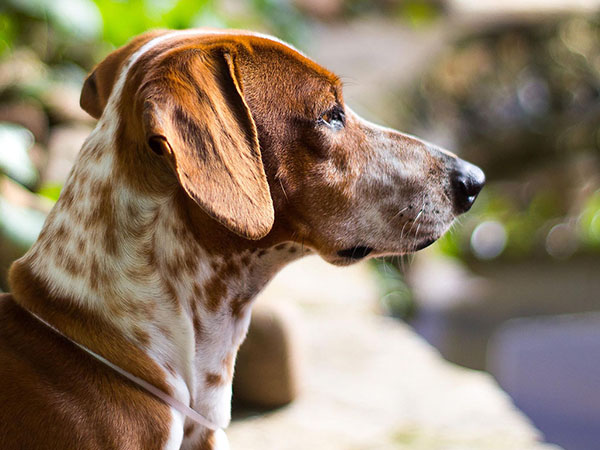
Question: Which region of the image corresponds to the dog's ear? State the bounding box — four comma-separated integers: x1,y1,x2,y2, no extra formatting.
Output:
80,31,167,119
142,50,274,240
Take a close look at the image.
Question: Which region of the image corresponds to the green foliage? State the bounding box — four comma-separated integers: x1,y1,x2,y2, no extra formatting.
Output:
579,190,600,247
92,0,222,47
37,183,63,202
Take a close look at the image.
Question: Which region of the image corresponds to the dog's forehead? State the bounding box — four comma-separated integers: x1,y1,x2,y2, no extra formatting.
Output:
127,29,339,85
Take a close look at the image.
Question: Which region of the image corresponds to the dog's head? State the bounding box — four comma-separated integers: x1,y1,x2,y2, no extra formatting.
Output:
80,29,484,264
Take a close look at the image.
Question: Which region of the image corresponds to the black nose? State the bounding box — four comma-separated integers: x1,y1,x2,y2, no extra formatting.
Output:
451,159,485,213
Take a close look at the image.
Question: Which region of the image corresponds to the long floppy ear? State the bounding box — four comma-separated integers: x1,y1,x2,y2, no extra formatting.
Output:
143,50,274,240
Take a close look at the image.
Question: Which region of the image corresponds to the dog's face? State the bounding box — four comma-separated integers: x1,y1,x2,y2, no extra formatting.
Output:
80,30,484,264
232,35,484,265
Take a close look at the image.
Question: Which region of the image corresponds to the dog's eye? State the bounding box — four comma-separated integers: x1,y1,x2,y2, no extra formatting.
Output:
318,106,345,130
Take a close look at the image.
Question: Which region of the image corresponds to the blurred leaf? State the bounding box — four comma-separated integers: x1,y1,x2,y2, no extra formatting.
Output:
0,14,17,57
434,227,461,258
93,0,217,46
37,182,62,202
579,190,600,247
0,122,38,187
398,0,440,27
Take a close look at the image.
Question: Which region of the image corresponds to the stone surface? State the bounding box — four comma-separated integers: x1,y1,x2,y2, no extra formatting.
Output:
228,257,559,450
234,301,302,408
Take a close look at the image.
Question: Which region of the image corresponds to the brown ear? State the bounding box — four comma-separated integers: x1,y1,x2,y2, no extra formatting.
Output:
80,30,167,119
143,50,274,240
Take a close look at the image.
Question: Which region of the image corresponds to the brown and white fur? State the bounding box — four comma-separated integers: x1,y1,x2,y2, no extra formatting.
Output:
0,29,484,449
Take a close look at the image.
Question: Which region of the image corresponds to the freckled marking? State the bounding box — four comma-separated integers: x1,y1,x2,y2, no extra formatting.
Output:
193,312,203,339
133,327,151,347
158,323,172,340
126,201,141,222
230,296,248,319
164,361,176,375
183,252,196,274
89,256,100,291
274,243,287,251
77,237,86,253
55,245,65,261
166,258,181,279
192,282,202,299
55,224,67,240
77,171,89,185
204,276,227,312
205,372,224,387
60,187,74,208
184,424,195,438
257,249,267,257
288,247,297,254
240,254,250,266
196,430,216,450
164,280,180,310
63,252,82,276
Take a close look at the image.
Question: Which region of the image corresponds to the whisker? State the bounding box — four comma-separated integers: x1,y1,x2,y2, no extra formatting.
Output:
393,206,409,219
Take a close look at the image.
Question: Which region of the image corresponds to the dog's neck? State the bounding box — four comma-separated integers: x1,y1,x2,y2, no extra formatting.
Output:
10,126,307,439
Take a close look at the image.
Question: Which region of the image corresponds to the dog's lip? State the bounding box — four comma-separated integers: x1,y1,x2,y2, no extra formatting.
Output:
415,238,436,251
336,246,374,260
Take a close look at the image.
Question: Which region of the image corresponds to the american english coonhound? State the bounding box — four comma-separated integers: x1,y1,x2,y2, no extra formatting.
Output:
0,29,484,449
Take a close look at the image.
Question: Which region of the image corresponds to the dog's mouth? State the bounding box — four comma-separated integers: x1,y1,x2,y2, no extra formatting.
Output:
336,246,373,260
414,238,436,251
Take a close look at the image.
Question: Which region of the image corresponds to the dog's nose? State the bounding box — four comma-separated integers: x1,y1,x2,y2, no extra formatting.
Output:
451,159,485,213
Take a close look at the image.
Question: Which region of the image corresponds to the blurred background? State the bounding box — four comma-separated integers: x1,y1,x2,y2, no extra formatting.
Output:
1,1,599,449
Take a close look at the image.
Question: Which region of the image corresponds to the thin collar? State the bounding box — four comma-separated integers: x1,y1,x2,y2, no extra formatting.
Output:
22,305,221,431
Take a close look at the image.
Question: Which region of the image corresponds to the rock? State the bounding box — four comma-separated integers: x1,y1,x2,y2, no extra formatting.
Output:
233,301,302,408
43,124,93,184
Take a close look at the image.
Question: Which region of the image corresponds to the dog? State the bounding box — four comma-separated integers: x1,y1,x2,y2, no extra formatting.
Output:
0,29,484,449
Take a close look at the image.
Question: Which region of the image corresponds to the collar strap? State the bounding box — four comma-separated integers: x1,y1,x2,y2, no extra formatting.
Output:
23,306,221,431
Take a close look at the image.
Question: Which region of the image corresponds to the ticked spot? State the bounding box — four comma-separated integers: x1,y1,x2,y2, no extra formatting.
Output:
133,327,151,347
257,249,268,258
274,243,288,251
288,246,297,254
184,424,195,438
55,224,67,240
204,276,228,312
205,372,224,388
164,280,180,310
77,237,86,253
62,252,83,276
240,254,251,266
192,313,203,340
230,296,249,319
